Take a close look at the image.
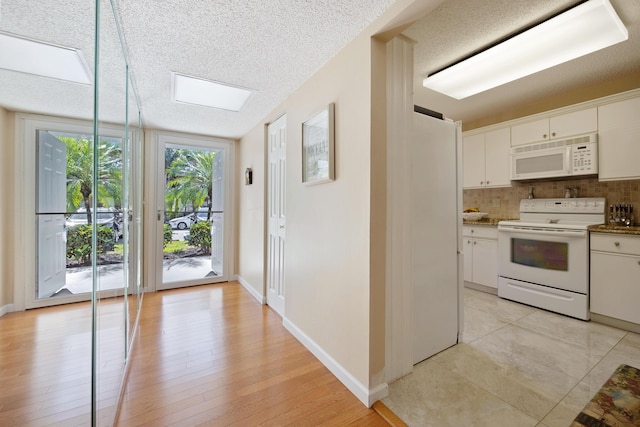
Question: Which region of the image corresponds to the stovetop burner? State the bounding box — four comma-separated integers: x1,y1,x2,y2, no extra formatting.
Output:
499,197,606,229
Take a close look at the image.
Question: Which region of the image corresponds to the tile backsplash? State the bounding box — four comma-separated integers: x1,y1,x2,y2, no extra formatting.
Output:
463,177,640,221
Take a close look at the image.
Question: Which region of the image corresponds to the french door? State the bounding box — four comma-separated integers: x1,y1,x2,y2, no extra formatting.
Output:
156,133,233,290
21,117,139,310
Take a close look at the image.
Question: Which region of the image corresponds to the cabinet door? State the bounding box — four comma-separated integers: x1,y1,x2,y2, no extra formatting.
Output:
598,97,640,181
472,238,498,288
591,252,640,324
484,128,511,187
549,108,597,139
462,134,486,188
463,238,473,282
511,118,549,146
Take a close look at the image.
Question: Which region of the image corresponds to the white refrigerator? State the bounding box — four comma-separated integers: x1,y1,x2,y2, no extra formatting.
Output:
412,109,463,364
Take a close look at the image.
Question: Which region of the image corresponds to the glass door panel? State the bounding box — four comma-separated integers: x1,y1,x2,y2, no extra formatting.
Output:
35,130,125,301
158,141,228,290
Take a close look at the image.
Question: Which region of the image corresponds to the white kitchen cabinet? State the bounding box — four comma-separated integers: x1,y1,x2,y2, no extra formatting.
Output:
511,118,549,146
462,128,511,189
511,108,597,146
463,226,498,289
550,108,597,140
597,97,640,181
590,233,640,325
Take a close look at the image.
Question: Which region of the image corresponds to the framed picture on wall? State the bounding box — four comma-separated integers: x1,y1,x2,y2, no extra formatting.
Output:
302,102,335,184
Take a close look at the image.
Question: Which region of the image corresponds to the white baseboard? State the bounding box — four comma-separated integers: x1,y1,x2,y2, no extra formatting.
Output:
236,275,265,304
283,317,388,407
0,304,14,318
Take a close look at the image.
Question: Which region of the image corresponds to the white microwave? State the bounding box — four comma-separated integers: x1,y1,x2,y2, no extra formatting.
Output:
510,133,598,181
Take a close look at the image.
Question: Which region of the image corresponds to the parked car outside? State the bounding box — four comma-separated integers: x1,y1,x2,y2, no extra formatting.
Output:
168,211,209,230
66,208,123,241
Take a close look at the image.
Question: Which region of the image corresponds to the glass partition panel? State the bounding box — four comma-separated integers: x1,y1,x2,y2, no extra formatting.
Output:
95,0,129,423
1,0,142,424
0,0,95,425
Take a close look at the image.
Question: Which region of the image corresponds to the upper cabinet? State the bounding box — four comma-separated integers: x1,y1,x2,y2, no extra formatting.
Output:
463,89,640,186
463,127,511,189
598,97,640,181
511,108,597,146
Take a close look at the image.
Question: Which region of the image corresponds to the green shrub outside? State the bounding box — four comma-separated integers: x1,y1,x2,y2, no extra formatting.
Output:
66,224,115,264
186,221,211,253
163,223,172,248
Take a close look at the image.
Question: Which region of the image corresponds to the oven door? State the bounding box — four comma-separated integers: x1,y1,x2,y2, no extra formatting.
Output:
497,225,588,293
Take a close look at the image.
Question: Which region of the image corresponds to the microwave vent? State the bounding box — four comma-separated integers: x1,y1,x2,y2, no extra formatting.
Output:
512,133,597,154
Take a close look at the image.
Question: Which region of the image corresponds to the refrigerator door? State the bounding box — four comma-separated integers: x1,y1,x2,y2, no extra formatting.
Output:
412,112,462,364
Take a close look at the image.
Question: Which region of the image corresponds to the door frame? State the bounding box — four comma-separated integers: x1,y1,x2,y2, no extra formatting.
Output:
14,113,138,310
152,131,235,292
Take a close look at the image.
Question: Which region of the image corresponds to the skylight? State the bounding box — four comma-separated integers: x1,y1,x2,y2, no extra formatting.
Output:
0,32,92,84
172,73,253,111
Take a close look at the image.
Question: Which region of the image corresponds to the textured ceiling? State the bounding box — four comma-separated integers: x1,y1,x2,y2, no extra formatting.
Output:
0,0,638,139
0,0,395,139
405,0,640,128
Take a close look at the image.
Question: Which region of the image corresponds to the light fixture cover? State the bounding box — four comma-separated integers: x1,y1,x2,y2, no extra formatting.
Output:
0,32,92,84
173,73,253,111
423,0,628,99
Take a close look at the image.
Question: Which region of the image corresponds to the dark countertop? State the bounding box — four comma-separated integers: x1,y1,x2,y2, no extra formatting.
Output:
588,224,640,236
462,218,515,226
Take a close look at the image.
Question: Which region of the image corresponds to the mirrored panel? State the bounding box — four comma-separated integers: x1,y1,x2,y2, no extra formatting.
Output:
0,0,143,425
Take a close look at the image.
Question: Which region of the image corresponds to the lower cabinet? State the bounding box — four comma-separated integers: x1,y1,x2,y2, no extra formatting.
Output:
590,233,640,325
463,225,498,289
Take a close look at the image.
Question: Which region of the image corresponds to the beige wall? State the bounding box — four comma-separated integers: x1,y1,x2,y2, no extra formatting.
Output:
464,71,640,131
236,123,266,293
236,0,434,396
0,107,15,310
239,33,375,387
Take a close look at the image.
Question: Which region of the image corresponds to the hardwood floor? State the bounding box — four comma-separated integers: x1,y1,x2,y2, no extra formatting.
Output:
116,282,391,426
0,297,126,426
0,282,394,426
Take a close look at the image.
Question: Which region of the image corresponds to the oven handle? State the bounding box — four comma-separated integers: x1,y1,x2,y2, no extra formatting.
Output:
497,226,587,237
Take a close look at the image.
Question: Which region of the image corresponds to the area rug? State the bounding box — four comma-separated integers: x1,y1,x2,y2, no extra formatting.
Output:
571,364,640,427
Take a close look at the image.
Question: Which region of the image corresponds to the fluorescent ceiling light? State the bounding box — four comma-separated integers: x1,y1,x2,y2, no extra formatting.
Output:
173,73,253,111
0,32,92,84
422,0,628,99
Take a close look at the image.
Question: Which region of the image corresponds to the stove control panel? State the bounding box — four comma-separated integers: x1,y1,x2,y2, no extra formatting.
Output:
520,198,605,214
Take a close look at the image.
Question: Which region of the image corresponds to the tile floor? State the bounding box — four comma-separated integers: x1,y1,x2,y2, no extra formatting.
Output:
382,287,640,427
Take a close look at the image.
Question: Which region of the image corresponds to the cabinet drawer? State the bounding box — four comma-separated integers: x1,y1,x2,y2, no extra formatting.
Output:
463,226,498,239
591,234,640,256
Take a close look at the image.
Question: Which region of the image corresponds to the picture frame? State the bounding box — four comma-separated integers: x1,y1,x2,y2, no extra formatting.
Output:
302,102,335,184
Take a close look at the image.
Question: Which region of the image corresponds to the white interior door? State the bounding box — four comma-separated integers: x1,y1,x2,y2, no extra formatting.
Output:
267,115,286,317
412,113,461,364
37,131,67,298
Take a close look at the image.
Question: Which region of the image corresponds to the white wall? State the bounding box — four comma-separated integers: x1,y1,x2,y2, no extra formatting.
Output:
0,107,14,313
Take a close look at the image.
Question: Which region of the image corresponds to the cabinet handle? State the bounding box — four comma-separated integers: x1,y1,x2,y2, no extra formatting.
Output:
637,260,640,266
473,241,477,245
543,134,547,139
480,181,484,185
614,242,620,246
471,229,474,233
552,132,556,137
486,180,490,185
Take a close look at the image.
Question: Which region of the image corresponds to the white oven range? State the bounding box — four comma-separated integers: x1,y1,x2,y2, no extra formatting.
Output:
497,198,605,320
